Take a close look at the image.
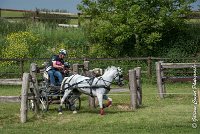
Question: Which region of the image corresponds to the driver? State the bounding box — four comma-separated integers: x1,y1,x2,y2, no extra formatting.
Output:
45,49,68,86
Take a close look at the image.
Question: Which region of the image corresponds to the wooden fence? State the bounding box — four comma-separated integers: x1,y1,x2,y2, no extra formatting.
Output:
0,8,91,26
1,57,200,81
1,8,200,21
156,61,200,98
0,57,145,77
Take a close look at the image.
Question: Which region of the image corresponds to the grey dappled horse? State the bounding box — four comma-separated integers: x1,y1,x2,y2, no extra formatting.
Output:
58,66,123,115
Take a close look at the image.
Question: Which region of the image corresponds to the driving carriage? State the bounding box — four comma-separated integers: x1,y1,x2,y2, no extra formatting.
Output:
28,62,81,112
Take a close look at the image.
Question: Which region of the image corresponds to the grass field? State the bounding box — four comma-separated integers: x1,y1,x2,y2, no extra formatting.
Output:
0,82,199,134
0,11,24,17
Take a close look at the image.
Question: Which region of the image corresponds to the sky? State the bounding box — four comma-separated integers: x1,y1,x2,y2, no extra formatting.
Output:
0,0,199,13
0,0,82,13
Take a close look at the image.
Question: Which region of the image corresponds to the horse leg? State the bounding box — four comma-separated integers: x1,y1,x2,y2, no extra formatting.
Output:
103,95,112,108
58,89,71,114
96,93,104,115
71,91,81,114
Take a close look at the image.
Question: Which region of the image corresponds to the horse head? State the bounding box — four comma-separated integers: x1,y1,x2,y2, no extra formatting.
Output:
104,66,124,87
114,67,124,87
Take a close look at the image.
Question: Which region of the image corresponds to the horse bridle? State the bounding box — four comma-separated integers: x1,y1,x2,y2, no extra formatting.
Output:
95,69,123,87
114,69,123,85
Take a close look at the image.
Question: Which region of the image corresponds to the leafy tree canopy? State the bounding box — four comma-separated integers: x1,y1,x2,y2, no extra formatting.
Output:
78,0,197,57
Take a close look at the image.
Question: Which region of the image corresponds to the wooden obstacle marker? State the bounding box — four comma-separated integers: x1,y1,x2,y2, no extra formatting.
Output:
129,67,142,110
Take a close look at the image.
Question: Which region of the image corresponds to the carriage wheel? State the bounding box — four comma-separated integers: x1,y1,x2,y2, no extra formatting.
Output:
27,88,36,111
28,99,36,111
39,89,49,112
64,99,70,110
69,96,81,111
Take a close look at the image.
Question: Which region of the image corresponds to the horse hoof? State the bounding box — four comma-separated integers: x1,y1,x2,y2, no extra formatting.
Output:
100,113,105,116
58,112,63,115
106,101,112,107
100,109,105,115
73,111,77,114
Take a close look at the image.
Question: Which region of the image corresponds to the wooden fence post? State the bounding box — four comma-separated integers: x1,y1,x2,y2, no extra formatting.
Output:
156,62,164,98
83,61,89,70
83,61,89,74
88,96,98,108
160,61,166,95
30,63,40,113
73,63,79,74
129,70,137,110
147,57,152,78
135,67,142,106
198,90,200,105
84,61,97,108
20,73,30,123
0,8,1,18
19,59,24,78
78,13,81,27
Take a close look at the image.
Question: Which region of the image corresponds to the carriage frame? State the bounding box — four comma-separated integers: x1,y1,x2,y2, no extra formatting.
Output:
27,63,81,112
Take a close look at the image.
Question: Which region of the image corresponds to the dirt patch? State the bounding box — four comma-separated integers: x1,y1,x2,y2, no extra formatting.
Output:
117,104,130,110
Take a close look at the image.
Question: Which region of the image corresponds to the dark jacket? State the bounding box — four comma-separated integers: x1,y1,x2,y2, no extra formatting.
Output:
46,55,64,71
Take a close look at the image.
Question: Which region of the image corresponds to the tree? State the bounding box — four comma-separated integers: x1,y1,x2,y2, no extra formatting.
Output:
78,0,197,57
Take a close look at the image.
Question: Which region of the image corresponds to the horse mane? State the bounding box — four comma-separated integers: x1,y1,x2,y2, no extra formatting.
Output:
104,66,119,73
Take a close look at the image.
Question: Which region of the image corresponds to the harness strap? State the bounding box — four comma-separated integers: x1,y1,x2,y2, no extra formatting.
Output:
63,74,77,90
64,80,85,91
86,77,95,97
62,75,114,96
61,77,68,91
94,77,109,88
88,77,112,97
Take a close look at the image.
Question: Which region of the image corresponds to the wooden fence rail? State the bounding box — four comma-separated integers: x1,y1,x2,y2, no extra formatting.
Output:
0,96,20,102
0,78,22,85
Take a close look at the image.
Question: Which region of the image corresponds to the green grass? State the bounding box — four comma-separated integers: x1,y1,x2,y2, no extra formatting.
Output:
0,85,21,96
0,83,199,134
1,11,24,17
186,19,200,23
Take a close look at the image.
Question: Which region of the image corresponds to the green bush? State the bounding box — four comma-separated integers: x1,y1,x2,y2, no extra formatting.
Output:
1,31,40,66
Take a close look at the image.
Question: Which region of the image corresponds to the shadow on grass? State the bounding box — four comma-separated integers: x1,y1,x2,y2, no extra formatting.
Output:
76,103,149,115
26,102,149,121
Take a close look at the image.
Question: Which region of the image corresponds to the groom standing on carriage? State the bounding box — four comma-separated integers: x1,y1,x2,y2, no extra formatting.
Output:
45,49,70,87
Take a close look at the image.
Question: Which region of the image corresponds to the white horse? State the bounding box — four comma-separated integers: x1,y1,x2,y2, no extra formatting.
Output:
58,66,123,115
